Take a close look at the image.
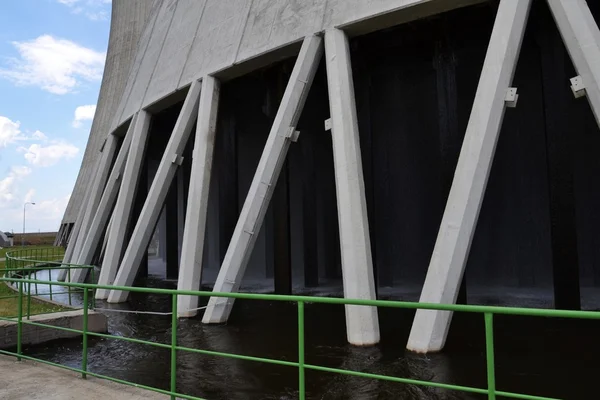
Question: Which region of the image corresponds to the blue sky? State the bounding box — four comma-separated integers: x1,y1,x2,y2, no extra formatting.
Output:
0,0,111,233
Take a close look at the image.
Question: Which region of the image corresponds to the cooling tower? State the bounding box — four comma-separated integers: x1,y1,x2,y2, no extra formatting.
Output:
58,0,600,353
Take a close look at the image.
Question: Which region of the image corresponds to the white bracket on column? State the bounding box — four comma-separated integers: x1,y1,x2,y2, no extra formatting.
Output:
570,76,586,98
201,35,324,324
171,154,184,166
285,126,301,142
505,87,519,108
324,118,333,131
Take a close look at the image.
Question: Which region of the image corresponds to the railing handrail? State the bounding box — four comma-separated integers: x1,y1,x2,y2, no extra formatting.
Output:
1,275,598,319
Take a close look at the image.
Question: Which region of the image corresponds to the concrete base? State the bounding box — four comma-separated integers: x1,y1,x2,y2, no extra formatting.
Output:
0,310,107,349
0,355,163,400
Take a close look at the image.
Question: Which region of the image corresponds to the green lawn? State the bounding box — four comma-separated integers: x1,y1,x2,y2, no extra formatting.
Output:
0,246,69,317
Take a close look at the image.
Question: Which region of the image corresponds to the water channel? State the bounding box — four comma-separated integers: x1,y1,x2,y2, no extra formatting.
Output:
18,267,600,399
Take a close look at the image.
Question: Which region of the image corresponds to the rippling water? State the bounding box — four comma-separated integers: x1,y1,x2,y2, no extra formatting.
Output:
20,275,600,399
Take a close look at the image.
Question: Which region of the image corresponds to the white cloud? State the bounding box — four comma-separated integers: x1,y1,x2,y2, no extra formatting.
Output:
26,195,71,223
0,116,22,147
0,35,106,95
18,142,79,167
0,116,49,147
32,131,48,141
57,0,112,21
0,166,32,208
0,190,71,232
72,105,96,128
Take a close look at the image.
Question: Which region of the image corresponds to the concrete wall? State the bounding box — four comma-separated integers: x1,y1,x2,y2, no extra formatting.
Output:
0,310,108,349
110,0,483,133
61,0,154,224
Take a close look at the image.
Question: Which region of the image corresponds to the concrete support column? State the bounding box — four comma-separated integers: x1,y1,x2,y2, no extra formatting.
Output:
202,35,323,324
96,111,151,299
407,0,532,353
74,116,136,268
58,167,100,281
548,0,600,127
68,134,120,270
324,28,380,346
108,80,202,303
177,76,220,317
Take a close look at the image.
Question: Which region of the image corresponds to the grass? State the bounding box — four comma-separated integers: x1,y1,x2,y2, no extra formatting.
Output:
0,246,69,317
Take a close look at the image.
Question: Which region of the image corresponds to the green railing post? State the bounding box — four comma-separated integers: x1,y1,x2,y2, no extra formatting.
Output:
48,268,53,301
68,268,72,306
27,271,31,320
82,287,89,379
484,312,496,400
298,301,306,400
171,294,178,400
17,281,23,361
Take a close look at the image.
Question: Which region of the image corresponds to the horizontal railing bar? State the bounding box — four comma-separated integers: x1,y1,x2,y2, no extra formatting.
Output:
0,350,207,400
1,276,599,320
304,364,489,395
174,345,300,368
495,391,562,400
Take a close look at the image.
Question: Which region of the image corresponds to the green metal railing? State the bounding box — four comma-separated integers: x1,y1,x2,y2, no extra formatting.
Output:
1,248,94,318
1,250,597,400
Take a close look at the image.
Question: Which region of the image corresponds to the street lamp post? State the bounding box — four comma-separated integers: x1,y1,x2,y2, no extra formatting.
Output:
22,202,35,246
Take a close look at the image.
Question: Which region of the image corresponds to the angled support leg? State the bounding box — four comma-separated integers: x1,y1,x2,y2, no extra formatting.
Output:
107,80,202,303
202,35,324,324
177,76,220,317
325,28,380,346
68,134,120,272
58,167,100,281
99,211,114,264
72,116,135,272
95,111,150,299
547,0,600,127
407,0,532,353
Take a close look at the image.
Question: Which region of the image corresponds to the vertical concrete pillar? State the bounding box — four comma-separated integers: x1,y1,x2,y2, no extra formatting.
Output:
202,35,323,324
324,28,380,346
407,0,532,353
96,111,151,299
108,80,202,303
75,116,136,268
177,75,220,317
548,0,600,127
68,134,120,271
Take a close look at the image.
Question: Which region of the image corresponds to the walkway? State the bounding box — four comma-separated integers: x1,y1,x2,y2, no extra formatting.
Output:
0,355,166,399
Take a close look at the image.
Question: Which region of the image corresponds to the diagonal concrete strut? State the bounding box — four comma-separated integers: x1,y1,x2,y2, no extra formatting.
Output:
407,0,532,353
177,75,220,317
107,80,202,303
201,35,324,324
